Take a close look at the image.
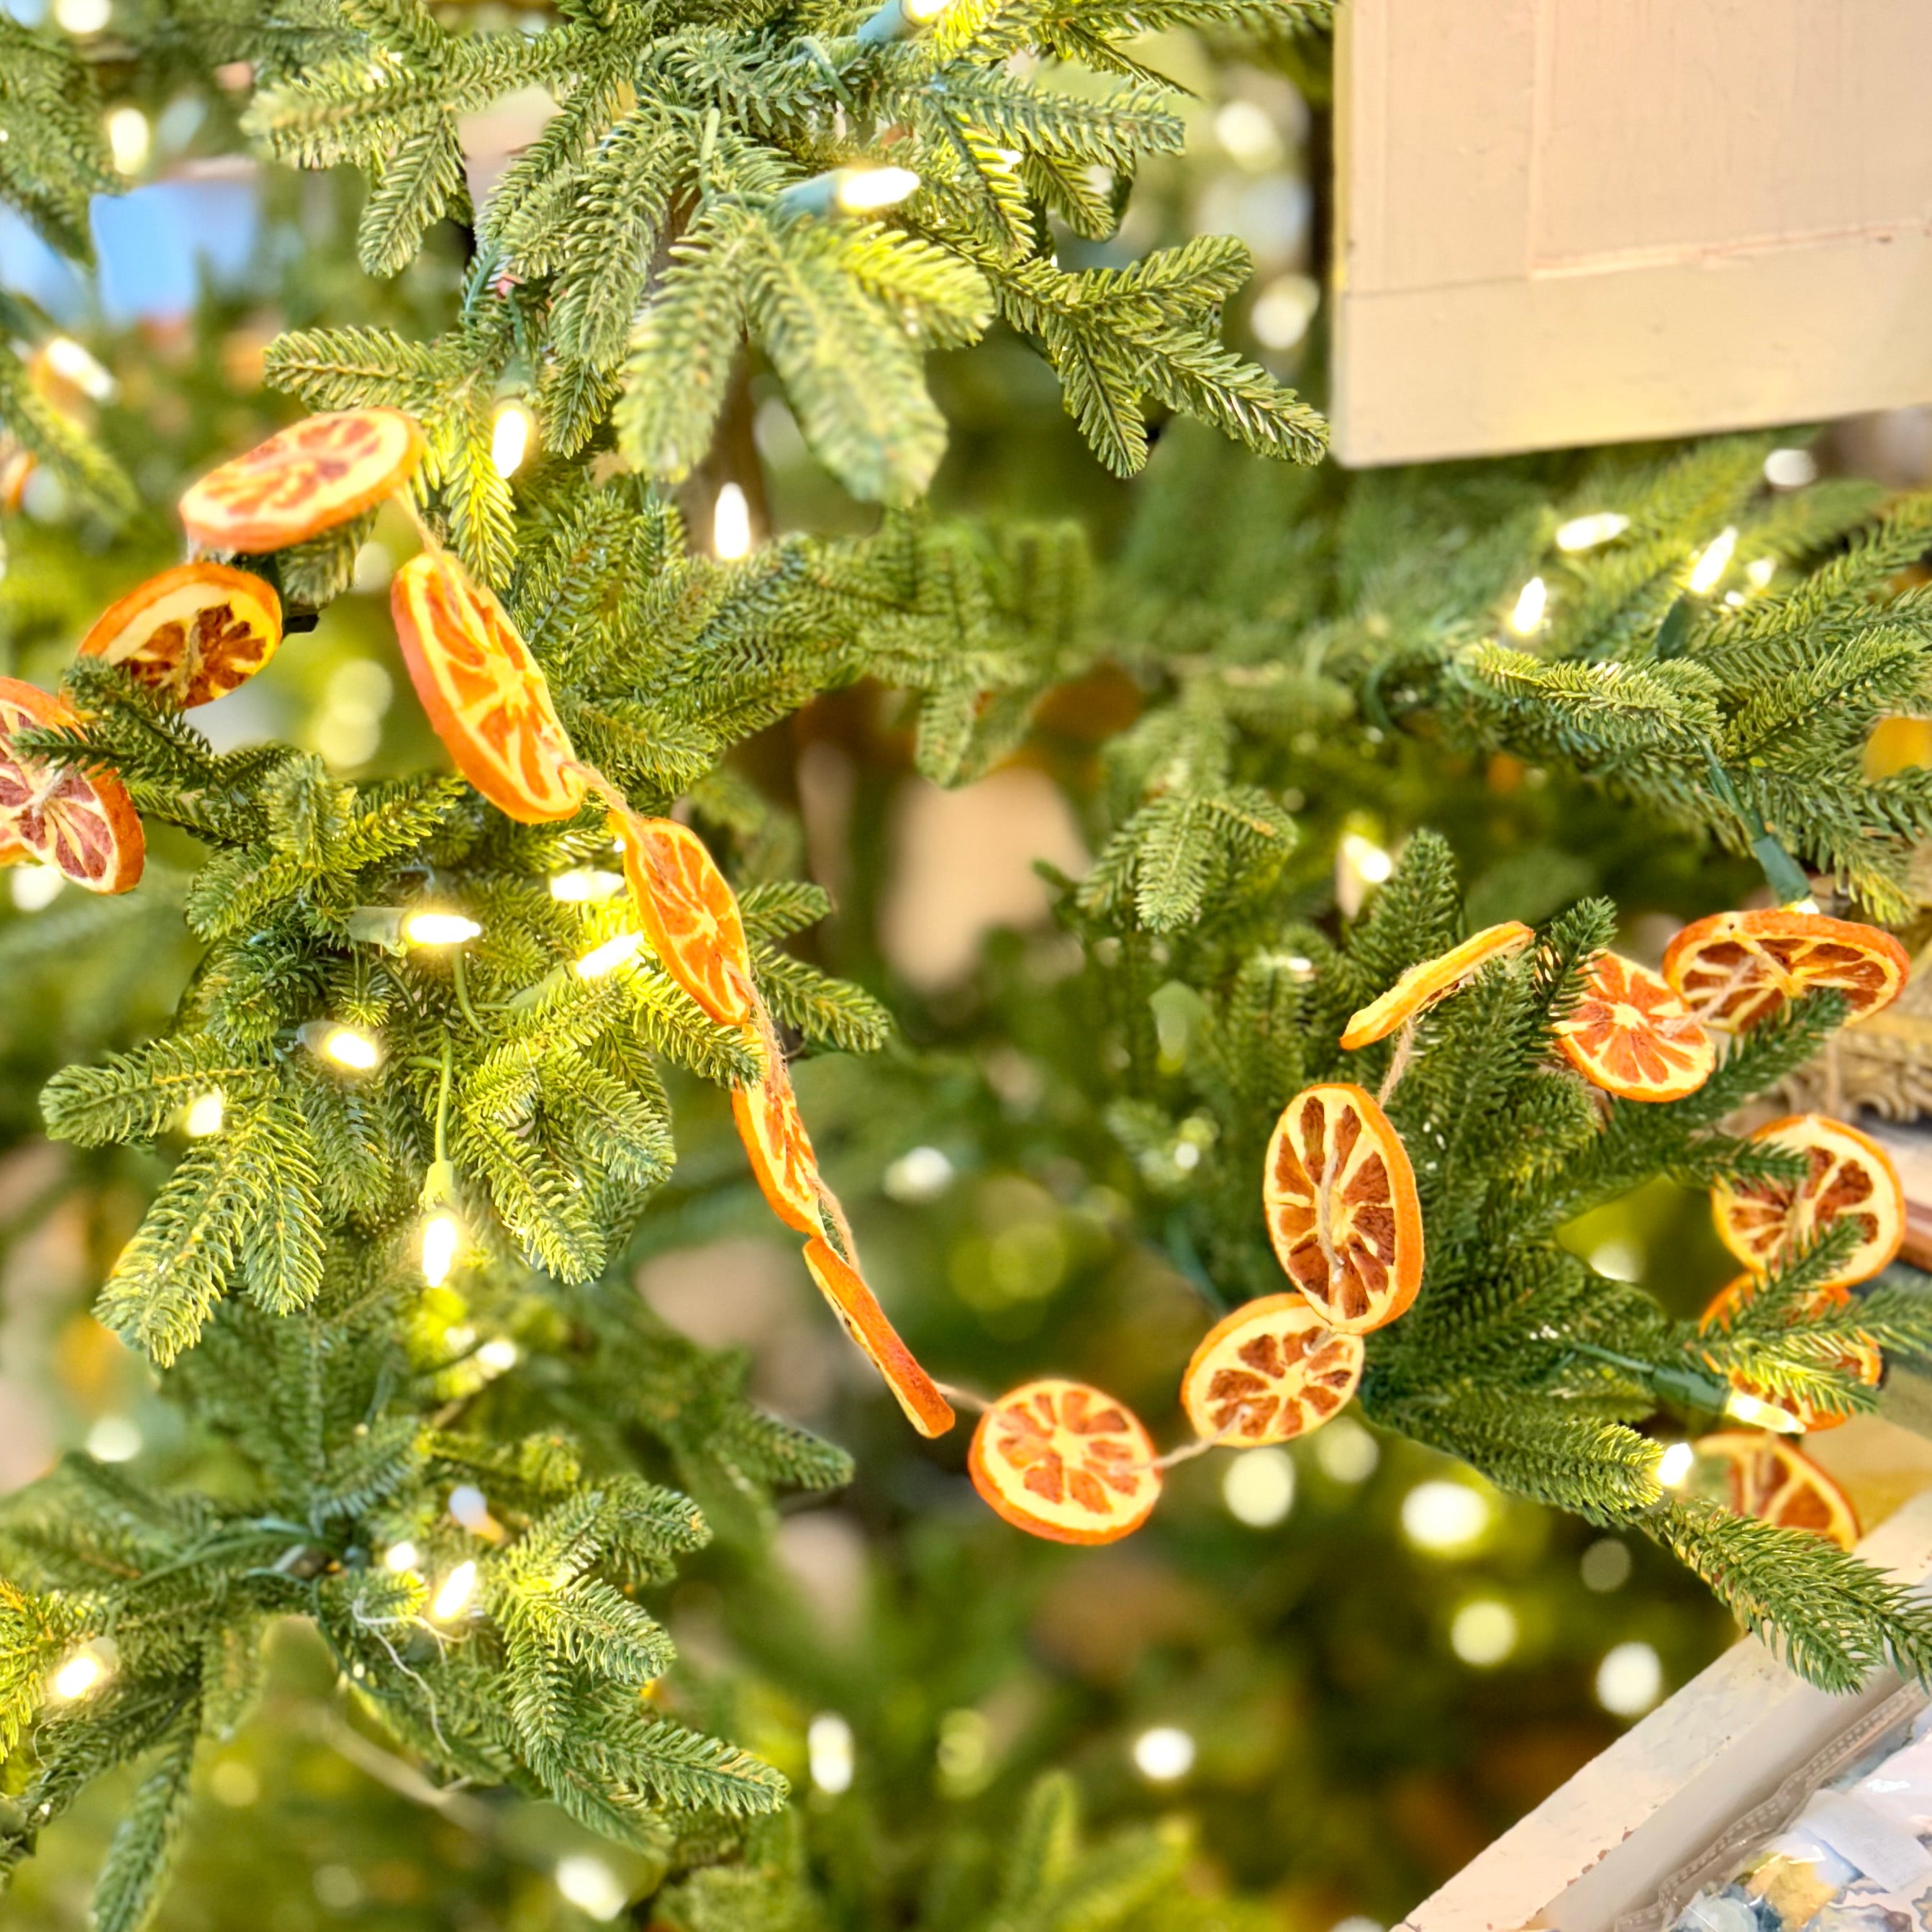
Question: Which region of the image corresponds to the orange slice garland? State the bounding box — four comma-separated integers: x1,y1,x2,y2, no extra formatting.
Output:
611,809,758,1029
1664,907,1909,1032
1553,951,1715,1103
802,1238,954,1438
391,550,586,824
1699,1273,1882,1434
1264,1082,1423,1333
1693,1430,1860,1550
1180,1294,1364,1444
78,562,283,709
969,1378,1161,1545
1712,1113,1905,1289
179,408,424,553
0,679,142,894
1340,921,1533,1050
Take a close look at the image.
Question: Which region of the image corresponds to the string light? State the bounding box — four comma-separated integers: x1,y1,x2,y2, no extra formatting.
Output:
420,1211,461,1288
10,866,63,912
50,1649,106,1700
490,399,535,479
1745,556,1776,590
575,930,644,979
1130,1725,1195,1782
835,166,921,213
106,106,150,176
554,1856,629,1921
807,1712,856,1792
430,1559,478,1620
1554,512,1629,553
299,1021,381,1071
548,868,623,903
1688,526,1738,595
42,336,115,401
403,911,481,946
1764,447,1818,489
1508,576,1548,634
712,481,753,561
183,1092,225,1138
382,1541,420,1574
1721,1389,1804,1434
1656,1441,1695,1489
476,1338,519,1374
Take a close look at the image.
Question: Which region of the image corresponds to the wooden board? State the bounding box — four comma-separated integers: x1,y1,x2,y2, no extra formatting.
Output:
1333,0,1932,466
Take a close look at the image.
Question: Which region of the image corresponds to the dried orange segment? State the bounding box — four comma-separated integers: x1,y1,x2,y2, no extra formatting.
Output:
391,550,584,824
0,822,30,867
969,1378,1161,1546
1664,908,1909,1032
1713,1113,1905,1289
1340,922,1534,1050
1699,1273,1882,1434
1553,951,1714,1103
801,1238,954,1438
1264,1082,1423,1334
1180,1294,1364,1444
78,562,282,709
611,809,757,1029
1694,1430,1860,1550
180,408,424,553
730,1025,828,1237
0,678,142,894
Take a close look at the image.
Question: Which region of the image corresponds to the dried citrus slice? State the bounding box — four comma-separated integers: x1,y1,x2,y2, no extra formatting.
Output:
179,408,424,553
1552,951,1714,1102
0,679,142,894
1340,922,1533,1050
731,1024,829,1237
0,822,30,867
1713,1113,1905,1289
801,1238,954,1438
1699,1273,1882,1434
611,810,758,1028
77,562,283,709
1264,1082,1423,1333
1180,1294,1364,1444
391,550,584,824
1663,908,1909,1032
969,1378,1161,1546
1693,1430,1860,1549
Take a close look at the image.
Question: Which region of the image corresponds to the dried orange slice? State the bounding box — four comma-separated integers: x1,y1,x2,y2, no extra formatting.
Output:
391,550,585,824
0,822,30,867
1340,922,1533,1050
1664,908,1909,1033
1693,1430,1860,1550
0,679,142,894
730,1022,828,1237
179,408,423,553
1552,951,1714,1103
1264,1082,1423,1334
77,562,282,709
802,1238,954,1438
1180,1294,1364,1444
1713,1113,1905,1289
611,810,758,1029
1699,1273,1882,1434
969,1378,1161,1546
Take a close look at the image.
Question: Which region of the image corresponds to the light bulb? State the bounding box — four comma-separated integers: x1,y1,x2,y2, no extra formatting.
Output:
1508,576,1548,635
1688,527,1738,595
476,1338,519,1374
430,1559,478,1620
1656,1441,1695,1489
382,1541,420,1574
1130,1725,1195,1782
42,336,114,401
51,1651,105,1700
1722,1389,1804,1434
421,1211,461,1288
1745,556,1776,590
403,911,481,946
490,399,535,479
301,1021,380,1071
548,868,622,903
106,106,150,176
835,166,920,214
712,482,752,561
575,930,644,979
902,0,950,17
183,1092,225,1138
1554,512,1629,553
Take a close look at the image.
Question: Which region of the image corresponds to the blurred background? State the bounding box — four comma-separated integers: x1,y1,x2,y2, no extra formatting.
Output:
1,5,1931,1929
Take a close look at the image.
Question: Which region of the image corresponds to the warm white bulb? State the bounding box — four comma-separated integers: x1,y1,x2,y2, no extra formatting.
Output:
10,866,63,912
1722,1389,1804,1435
183,1092,225,1138
382,1541,420,1574
807,1712,856,1793
902,0,949,19
835,166,920,214
42,336,114,400
712,482,752,561
575,930,644,979
549,868,623,903
1340,831,1394,886
490,400,535,479
1764,448,1818,489
1688,527,1738,595
1508,576,1548,635
403,912,481,946
1656,1441,1695,1489
1400,1480,1493,1553
1596,1640,1663,1716
1449,1597,1519,1666
54,0,110,34
51,1651,104,1700
106,106,150,176
1554,512,1630,553
1130,1725,1195,1782
1745,556,1776,591
1223,1448,1295,1527
554,1855,628,1921
318,1025,379,1071
421,1212,461,1288
476,1338,519,1374
430,1559,478,1620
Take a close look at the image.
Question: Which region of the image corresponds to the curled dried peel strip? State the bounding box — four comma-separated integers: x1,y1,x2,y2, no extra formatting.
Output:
1713,1112,1905,1291
802,1237,953,1438
969,1377,1161,1544
1694,1430,1860,1550
1553,951,1714,1103
610,808,758,1028
1181,1293,1363,1444
1663,908,1909,1032
180,407,425,553
1264,1081,1423,1334
0,677,143,894
391,550,585,824
78,563,282,709
1699,1273,1881,1435
1340,922,1534,1051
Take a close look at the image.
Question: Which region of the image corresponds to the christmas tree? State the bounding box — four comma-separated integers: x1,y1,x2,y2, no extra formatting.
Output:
2,3,1932,1930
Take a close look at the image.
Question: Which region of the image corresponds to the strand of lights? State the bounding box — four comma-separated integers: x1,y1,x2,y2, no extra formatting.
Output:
576,930,644,979
297,1020,381,1071
1687,526,1738,595
856,0,948,42
1721,1389,1805,1434
1554,511,1630,553
403,910,481,947
430,1559,478,1621
549,868,623,903
490,399,535,479
1508,575,1548,635
779,166,921,218
183,1091,225,1138
712,481,753,560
